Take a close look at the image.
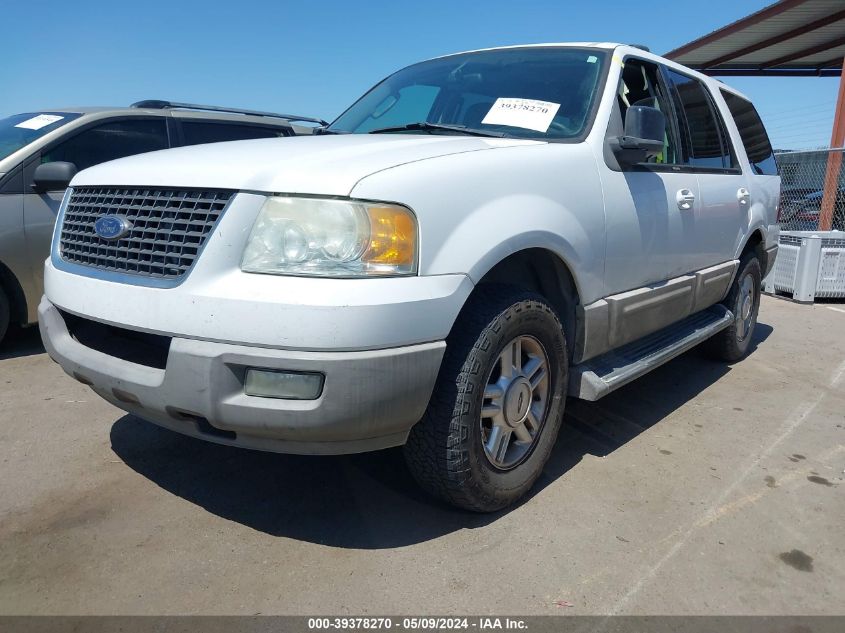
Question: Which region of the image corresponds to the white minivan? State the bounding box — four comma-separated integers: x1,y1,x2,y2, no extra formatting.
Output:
40,44,780,511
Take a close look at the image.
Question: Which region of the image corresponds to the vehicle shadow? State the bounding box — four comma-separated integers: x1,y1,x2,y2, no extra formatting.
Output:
0,326,45,361
110,322,772,549
546,322,771,478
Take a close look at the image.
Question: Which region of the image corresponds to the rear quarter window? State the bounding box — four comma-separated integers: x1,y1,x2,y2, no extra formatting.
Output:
721,90,778,176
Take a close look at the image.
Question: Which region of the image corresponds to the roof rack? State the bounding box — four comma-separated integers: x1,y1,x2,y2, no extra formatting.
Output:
628,44,651,52
130,100,329,127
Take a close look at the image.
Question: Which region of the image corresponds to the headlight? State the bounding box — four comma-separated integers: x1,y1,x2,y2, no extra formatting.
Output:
241,196,418,277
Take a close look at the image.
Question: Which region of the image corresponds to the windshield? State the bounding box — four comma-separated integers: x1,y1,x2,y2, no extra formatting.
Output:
329,47,608,140
0,112,82,162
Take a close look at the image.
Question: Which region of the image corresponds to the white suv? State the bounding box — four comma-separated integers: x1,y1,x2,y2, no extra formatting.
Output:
39,44,780,511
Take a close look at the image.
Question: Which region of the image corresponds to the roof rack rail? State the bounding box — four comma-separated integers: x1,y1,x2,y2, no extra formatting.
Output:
129,100,329,127
628,44,650,52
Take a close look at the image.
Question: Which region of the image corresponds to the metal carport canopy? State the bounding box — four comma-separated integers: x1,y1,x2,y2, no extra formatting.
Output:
665,0,845,231
664,0,845,76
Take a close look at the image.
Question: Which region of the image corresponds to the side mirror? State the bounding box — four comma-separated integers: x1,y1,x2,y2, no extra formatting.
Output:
611,105,666,166
32,161,77,192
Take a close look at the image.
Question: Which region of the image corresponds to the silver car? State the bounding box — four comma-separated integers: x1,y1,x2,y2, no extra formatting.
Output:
0,101,323,342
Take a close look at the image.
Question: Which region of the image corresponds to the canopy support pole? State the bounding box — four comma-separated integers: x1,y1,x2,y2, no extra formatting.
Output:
819,58,845,231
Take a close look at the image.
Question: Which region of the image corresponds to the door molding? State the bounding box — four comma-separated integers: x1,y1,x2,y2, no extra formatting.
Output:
576,260,738,363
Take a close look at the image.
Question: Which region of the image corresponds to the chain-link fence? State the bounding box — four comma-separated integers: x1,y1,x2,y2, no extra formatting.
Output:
766,148,845,301
776,148,844,231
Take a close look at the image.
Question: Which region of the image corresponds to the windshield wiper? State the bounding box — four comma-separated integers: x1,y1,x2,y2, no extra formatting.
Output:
367,122,508,138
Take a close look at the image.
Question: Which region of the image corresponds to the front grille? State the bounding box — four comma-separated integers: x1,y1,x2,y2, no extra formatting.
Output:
60,187,234,280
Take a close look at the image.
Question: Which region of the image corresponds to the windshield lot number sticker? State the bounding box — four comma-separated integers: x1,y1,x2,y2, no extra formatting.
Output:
14,114,64,130
481,98,560,132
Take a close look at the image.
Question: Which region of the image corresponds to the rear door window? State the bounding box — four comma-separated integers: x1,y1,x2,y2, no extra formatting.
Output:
41,118,169,171
179,121,288,146
721,90,778,176
664,70,737,171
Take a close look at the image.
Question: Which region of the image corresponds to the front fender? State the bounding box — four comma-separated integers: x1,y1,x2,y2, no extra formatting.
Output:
430,196,594,299
351,142,606,305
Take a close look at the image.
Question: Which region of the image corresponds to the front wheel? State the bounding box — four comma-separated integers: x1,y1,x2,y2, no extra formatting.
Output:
704,252,762,362
404,286,568,512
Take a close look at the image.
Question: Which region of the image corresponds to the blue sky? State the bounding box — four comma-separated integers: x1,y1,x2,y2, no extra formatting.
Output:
2,0,839,150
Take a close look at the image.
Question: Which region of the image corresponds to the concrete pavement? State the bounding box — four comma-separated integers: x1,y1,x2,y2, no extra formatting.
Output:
0,295,843,615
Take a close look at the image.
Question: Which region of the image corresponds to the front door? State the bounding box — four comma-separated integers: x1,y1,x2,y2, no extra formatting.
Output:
22,117,170,297
22,155,65,289
0,167,32,320
601,57,699,296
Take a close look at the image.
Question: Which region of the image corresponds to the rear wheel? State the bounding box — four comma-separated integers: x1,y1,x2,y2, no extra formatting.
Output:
404,286,568,512
704,252,761,362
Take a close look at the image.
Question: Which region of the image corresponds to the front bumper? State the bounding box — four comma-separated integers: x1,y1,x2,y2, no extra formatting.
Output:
46,191,473,351
39,298,445,454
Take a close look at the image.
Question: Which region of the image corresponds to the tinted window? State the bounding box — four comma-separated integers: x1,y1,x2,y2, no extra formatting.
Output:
0,112,82,161
180,121,287,146
665,70,735,170
721,90,778,176
42,118,168,171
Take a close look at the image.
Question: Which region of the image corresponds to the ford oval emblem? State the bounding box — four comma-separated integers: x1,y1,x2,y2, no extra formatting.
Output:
94,215,132,241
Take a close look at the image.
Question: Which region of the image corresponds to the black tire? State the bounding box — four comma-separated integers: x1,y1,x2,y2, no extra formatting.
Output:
704,251,762,362
404,286,568,512
0,287,9,345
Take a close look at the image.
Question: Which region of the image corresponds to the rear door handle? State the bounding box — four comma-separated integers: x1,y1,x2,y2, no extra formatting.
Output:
676,188,695,210
737,187,750,205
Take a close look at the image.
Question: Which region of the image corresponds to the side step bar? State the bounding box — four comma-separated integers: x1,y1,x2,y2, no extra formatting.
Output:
569,305,734,401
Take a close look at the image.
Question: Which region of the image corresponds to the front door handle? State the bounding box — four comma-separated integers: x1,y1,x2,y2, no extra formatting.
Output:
676,188,695,211
737,187,750,205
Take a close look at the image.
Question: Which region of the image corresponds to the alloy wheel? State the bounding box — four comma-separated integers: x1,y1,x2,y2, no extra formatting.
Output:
737,273,756,342
480,335,550,470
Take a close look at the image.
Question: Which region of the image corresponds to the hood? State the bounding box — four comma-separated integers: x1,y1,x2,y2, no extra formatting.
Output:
70,134,536,196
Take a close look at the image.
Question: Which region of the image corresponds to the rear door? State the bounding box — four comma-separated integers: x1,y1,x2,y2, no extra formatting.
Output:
662,69,746,275
719,89,780,232
22,117,169,294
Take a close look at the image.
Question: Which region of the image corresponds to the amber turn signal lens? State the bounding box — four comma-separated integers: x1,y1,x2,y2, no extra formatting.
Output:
363,205,417,267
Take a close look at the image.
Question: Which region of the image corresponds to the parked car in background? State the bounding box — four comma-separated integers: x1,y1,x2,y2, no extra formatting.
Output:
778,186,818,224
40,44,780,511
0,101,325,342
779,187,845,231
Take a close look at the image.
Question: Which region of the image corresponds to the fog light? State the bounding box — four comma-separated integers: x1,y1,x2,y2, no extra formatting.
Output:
244,369,324,400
